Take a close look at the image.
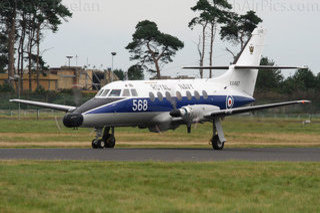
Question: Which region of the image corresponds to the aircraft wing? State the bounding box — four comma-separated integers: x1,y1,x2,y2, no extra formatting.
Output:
205,100,310,119
10,99,76,112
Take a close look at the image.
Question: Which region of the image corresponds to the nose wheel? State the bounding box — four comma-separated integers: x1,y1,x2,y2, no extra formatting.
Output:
92,127,116,149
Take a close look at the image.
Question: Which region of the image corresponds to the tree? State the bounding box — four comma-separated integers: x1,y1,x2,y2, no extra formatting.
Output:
256,57,283,92
189,0,231,78
22,0,72,91
0,0,19,83
113,69,125,81
0,29,8,73
32,0,72,89
220,10,262,63
280,68,316,94
0,0,71,92
189,0,210,79
126,20,184,79
127,65,144,80
292,68,316,91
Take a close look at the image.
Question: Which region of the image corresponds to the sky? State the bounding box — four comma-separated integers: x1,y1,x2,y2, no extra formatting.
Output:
41,0,320,79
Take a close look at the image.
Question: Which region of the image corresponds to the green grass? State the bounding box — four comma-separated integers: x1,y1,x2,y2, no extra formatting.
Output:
0,116,320,148
0,115,318,133
0,161,319,213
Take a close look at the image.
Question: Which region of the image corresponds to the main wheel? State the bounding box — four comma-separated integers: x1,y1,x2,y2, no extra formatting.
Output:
105,134,116,148
211,135,224,150
92,139,98,149
97,139,105,149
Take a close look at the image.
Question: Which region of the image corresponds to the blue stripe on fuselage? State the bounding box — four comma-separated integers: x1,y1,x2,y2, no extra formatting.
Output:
85,96,255,115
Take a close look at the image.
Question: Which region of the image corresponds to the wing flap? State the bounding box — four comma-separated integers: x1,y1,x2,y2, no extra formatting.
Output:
10,99,76,112
205,100,310,119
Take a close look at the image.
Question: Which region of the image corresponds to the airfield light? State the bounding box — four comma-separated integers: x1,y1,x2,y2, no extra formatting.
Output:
66,56,73,67
111,52,117,82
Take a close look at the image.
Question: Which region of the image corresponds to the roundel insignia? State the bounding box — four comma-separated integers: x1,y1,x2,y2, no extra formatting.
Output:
226,96,234,109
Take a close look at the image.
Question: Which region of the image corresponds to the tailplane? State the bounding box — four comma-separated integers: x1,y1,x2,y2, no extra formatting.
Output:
183,27,305,97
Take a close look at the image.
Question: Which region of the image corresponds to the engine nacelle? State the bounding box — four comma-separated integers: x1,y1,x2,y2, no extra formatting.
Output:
170,105,220,123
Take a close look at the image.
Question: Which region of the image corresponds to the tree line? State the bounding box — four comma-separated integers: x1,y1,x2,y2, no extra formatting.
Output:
0,0,72,92
0,0,318,101
126,0,262,79
256,57,319,101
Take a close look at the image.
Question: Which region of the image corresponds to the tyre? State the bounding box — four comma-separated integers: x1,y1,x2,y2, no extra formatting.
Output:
92,140,98,149
211,135,224,150
105,135,116,148
97,139,105,149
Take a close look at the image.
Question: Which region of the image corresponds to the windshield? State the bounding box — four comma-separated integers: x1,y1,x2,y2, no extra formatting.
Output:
96,89,104,97
109,89,122,97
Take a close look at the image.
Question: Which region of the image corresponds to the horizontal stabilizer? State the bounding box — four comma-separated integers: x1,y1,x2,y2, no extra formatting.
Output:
182,66,307,70
10,99,76,112
205,100,311,118
182,66,230,70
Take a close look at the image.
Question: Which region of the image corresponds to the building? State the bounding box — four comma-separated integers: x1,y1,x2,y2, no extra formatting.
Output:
0,66,118,92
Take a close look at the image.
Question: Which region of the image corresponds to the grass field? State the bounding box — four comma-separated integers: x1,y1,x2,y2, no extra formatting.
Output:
0,116,319,148
0,161,319,213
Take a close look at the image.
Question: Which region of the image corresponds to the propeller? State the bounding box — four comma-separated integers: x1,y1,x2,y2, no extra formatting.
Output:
54,115,62,133
167,92,194,134
72,87,83,107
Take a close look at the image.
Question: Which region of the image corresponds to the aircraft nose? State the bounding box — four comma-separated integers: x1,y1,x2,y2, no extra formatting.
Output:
63,113,84,128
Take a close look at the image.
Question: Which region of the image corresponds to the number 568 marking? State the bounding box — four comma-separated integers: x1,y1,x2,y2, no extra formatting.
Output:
132,100,148,112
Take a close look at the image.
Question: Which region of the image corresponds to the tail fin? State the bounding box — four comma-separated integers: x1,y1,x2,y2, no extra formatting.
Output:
235,27,266,66
229,27,266,96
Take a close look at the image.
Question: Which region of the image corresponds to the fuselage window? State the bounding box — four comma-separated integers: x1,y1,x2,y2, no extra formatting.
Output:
186,91,192,101
149,92,155,102
131,89,138,97
202,90,208,99
157,92,163,101
194,91,200,100
109,89,122,97
102,89,110,97
176,91,182,101
96,89,104,97
122,89,130,97
165,92,172,102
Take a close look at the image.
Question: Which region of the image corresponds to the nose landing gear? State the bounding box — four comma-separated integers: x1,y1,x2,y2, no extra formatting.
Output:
92,127,116,149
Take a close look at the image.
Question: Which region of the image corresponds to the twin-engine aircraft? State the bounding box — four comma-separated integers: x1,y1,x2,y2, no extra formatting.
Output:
11,28,310,150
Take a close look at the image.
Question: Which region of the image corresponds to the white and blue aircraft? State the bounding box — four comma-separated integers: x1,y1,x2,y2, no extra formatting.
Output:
10,28,310,150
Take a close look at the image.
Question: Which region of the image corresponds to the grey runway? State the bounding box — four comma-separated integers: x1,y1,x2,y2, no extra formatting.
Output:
0,148,320,162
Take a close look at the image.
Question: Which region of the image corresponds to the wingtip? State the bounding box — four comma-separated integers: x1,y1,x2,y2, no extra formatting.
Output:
300,100,311,104
298,66,309,70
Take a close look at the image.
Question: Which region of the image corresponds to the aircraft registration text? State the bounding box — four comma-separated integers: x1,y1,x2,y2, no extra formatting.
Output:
132,100,148,112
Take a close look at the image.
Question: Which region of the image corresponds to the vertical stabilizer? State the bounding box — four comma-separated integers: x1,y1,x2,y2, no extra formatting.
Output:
230,27,266,96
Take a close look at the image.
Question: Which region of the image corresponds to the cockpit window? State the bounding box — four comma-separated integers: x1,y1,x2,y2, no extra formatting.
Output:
109,89,122,97
96,89,104,96
122,89,130,97
102,89,110,96
131,89,138,97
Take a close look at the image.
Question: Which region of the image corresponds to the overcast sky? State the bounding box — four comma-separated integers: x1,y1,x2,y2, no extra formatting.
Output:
42,0,320,78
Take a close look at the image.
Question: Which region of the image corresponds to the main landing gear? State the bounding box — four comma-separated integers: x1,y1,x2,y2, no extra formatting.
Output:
211,119,226,150
92,127,116,149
